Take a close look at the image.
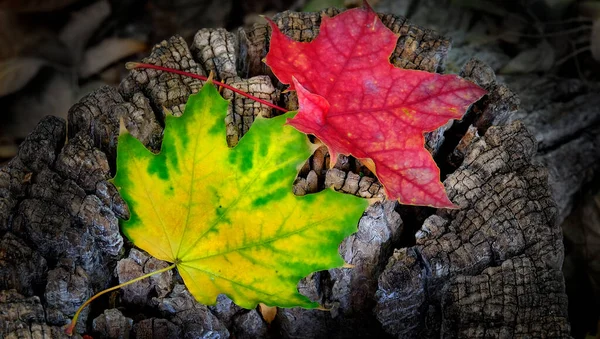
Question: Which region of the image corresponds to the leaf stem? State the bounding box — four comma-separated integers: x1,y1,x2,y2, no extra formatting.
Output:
64,262,177,336
125,62,289,113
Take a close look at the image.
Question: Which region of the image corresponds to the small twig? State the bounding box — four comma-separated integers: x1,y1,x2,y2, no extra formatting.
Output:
502,25,592,39
555,46,592,66
538,17,593,26
125,62,289,113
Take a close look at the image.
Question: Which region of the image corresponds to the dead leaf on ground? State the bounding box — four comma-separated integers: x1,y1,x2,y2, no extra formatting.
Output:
79,38,147,78
0,0,81,12
500,40,555,74
0,58,47,97
59,0,111,60
1,71,75,139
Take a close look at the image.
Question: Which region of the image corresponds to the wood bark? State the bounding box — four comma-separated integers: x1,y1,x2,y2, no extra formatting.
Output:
0,7,574,338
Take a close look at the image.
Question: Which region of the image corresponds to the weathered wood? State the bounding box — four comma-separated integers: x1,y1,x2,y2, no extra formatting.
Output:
503,75,600,224
0,7,572,338
375,120,569,337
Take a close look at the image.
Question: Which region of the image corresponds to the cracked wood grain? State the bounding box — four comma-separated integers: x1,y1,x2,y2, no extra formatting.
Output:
375,121,569,338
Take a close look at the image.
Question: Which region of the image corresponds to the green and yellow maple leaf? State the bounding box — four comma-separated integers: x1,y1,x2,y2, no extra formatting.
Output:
112,82,368,309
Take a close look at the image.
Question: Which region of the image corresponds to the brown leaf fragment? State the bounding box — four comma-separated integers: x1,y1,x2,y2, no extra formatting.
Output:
500,41,555,74
79,38,147,78
0,58,47,96
59,0,111,58
258,303,277,324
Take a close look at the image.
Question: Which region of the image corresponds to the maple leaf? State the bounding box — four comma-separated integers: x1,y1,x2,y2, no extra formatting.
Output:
264,4,486,208
112,82,367,309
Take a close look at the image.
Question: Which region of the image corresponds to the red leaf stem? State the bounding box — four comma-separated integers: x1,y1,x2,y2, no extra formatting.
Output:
125,62,288,113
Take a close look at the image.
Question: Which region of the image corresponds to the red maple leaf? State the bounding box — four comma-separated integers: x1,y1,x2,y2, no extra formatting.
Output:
265,4,486,208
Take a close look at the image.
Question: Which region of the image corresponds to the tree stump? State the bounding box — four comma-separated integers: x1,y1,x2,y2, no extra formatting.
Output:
0,7,573,338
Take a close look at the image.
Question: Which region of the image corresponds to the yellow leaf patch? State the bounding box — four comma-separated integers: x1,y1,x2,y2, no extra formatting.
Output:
112,82,367,309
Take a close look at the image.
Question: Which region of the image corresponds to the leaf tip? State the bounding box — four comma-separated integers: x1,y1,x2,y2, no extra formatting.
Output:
328,149,339,168
258,303,278,324
161,105,174,117
118,117,128,136
432,193,460,210
342,262,355,269
395,196,460,210
443,202,461,210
